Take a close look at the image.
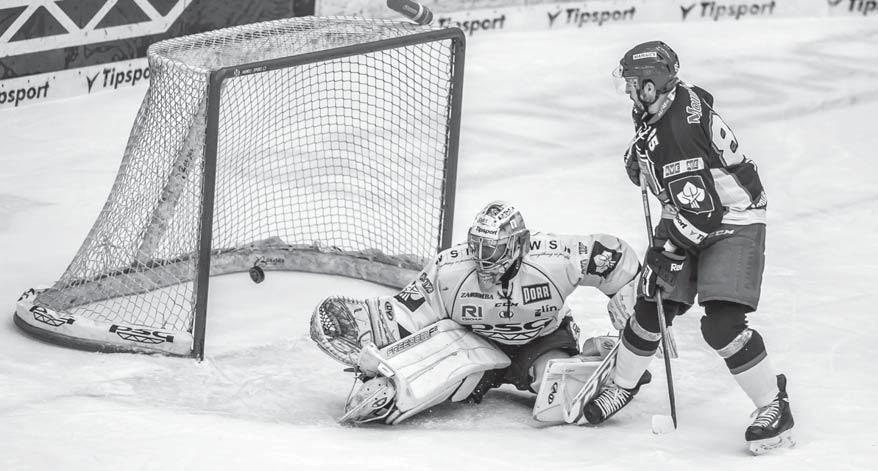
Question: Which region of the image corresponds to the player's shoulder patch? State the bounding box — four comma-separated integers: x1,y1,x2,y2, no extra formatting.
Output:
580,241,622,279
667,174,715,215
663,157,704,178
394,280,426,312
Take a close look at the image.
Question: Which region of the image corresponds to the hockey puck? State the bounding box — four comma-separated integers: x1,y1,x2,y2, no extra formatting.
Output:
651,414,676,434
249,266,265,284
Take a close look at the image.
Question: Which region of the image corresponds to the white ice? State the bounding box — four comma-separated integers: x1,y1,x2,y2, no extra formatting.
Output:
2,17,878,470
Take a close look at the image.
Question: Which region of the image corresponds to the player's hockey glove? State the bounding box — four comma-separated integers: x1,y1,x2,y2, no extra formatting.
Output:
638,244,686,299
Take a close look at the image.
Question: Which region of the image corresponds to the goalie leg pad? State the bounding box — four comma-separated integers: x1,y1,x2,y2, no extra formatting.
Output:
357,319,511,424
532,353,608,423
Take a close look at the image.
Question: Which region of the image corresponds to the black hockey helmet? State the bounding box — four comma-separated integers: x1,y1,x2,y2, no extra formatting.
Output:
614,41,680,94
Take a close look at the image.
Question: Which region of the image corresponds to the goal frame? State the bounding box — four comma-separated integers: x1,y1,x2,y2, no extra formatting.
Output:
13,25,465,361
193,28,465,360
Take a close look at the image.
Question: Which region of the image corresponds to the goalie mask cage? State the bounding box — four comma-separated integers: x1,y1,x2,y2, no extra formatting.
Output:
14,17,464,360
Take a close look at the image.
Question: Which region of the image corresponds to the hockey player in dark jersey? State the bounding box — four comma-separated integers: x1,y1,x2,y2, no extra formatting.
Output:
582,41,794,454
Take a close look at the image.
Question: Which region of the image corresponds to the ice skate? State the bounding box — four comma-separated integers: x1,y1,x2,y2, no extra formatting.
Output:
746,374,795,455
583,371,650,424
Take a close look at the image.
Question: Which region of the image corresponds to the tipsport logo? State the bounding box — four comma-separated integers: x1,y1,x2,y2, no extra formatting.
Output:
680,1,777,21
85,66,151,93
547,6,636,27
828,0,878,15
436,14,507,36
0,82,50,107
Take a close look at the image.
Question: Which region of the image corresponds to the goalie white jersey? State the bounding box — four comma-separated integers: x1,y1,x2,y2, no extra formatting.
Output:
390,233,641,345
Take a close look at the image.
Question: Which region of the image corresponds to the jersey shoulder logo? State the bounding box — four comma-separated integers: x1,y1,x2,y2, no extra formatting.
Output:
394,281,425,312
584,241,622,278
667,175,714,214
663,157,704,178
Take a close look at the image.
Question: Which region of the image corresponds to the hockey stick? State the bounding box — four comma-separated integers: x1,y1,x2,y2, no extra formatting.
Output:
562,339,620,424
387,0,434,25
639,174,678,432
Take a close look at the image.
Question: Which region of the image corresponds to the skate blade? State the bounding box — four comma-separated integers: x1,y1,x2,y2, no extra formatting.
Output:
748,429,796,455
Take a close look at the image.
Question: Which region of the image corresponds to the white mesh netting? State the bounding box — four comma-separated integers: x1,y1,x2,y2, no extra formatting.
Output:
19,17,462,355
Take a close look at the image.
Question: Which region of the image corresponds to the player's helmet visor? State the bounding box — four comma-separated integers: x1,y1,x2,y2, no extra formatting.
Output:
613,65,640,94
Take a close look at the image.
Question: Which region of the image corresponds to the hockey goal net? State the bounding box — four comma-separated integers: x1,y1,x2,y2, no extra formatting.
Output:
14,17,464,359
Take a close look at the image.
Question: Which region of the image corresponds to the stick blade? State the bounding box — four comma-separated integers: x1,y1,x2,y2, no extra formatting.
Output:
651,414,676,434
386,0,434,25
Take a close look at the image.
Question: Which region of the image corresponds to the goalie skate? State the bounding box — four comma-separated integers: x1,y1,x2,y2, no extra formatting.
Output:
339,376,397,425
564,338,621,424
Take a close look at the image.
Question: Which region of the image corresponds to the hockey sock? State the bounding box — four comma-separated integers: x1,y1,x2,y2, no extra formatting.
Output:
615,308,661,390
701,302,779,408
733,353,779,408
614,342,656,390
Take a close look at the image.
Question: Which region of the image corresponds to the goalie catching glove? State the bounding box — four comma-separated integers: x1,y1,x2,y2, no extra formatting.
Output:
310,296,403,366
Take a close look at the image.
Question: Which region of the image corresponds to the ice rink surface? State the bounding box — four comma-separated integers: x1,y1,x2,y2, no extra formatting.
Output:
2,17,878,470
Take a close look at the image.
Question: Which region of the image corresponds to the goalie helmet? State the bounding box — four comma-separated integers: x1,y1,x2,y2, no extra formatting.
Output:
467,201,530,290
613,41,679,95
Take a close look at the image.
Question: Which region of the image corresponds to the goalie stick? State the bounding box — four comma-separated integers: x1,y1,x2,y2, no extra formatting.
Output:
562,340,620,424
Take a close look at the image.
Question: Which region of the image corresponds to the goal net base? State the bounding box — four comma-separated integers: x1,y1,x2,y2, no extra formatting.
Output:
15,240,423,355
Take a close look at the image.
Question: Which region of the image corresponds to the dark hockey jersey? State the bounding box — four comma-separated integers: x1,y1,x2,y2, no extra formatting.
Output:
626,82,767,249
